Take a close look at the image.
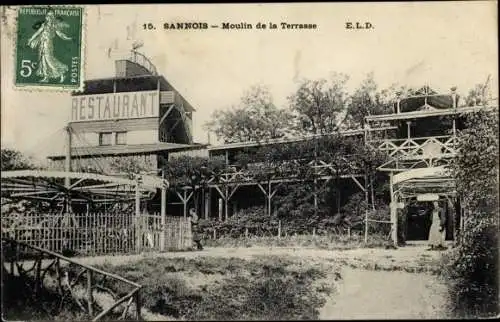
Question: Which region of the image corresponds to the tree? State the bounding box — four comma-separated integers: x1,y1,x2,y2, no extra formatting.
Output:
109,157,156,179
1,149,47,221
463,76,492,107
345,72,395,128
205,85,293,143
288,73,349,135
1,148,35,171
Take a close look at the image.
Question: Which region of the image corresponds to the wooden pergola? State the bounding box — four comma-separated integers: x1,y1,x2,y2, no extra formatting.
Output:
365,85,497,246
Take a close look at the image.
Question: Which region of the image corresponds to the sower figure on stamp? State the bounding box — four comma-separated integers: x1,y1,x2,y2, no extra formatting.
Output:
27,10,71,83
428,201,447,250
189,208,203,251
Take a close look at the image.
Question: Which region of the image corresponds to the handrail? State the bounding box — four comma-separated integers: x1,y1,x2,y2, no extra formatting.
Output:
2,237,142,320
3,238,141,288
368,135,454,143
129,51,158,76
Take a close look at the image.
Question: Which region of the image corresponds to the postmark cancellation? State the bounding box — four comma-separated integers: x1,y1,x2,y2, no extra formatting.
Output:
13,6,85,91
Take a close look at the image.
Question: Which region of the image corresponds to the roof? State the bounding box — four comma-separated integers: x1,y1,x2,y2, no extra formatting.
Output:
399,94,454,113
72,63,196,113
48,143,206,160
207,129,366,151
365,105,495,122
1,170,166,190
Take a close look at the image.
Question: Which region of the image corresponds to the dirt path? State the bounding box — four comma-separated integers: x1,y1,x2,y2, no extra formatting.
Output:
17,246,450,320
72,245,450,320
319,268,449,319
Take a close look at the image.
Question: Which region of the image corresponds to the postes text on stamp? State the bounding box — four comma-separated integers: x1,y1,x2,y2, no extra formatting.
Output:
14,6,84,90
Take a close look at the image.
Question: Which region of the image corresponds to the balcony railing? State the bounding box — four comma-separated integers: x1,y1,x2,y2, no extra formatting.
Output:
129,51,158,76
367,135,457,160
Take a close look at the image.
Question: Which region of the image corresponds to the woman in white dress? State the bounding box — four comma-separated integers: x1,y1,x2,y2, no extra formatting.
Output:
27,10,72,83
428,201,446,250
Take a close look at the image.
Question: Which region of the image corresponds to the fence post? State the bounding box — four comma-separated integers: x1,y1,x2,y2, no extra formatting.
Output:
364,216,369,244
213,228,216,240
245,227,249,239
135,180,142,253
278,220,281,239
312,227,316,237
87,269,93,316
134,290,141,320
35,254,42,296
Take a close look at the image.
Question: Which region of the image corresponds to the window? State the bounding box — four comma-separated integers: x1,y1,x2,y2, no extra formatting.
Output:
99,132,112,146
115,132,127,145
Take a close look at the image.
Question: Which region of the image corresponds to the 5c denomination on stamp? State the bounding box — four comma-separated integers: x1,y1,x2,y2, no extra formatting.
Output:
14,6,85,91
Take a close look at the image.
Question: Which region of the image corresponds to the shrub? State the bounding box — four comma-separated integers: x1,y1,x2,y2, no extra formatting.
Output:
441,216,498,318
203,232,388,249
199,204,391,242
95,256,337,320
442,109,499,318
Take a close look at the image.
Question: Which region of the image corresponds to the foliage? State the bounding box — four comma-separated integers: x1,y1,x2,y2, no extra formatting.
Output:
205,85,293,143
2,271,91,321
443,109,499,318
1,148,36,171
463,77,492,107
95,256,337,320
288,73,349,135
197,204,391,245
109,157,156,179
1,148,51,217
203,233,389,250
198,206,279,238
162,156,226,189
344,72,395,128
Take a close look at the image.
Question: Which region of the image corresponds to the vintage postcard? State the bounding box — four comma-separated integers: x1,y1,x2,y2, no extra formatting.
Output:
1,2,498,321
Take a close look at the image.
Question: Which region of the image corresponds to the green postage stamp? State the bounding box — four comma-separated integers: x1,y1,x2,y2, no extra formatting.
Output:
14,6,85,90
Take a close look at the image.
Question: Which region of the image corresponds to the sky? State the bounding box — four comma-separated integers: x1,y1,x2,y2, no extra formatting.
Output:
1,1,498,161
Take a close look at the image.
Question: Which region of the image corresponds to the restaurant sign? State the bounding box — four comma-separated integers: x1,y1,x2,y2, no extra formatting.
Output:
71,90,159,122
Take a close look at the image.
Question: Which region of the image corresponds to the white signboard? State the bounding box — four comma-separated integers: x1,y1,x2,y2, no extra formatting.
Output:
416,194,440,202
71,90,159,122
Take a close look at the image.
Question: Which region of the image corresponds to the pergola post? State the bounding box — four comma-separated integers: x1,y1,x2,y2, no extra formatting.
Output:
267,182,272,217
204,188,210,219
364,174,369,244
389,172,398,247
218,198,223,221
224,186,229,221
183,189,187,218
257,182,273,217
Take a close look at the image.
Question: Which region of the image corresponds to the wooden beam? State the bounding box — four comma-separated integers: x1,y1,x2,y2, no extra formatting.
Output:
350,175,366,192
167,119,182,135
10,190,59,198
159,104,175,126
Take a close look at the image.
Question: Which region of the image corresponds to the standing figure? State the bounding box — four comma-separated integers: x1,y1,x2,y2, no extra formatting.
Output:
428,201,447,250
189,208,203,251
27,10,72,83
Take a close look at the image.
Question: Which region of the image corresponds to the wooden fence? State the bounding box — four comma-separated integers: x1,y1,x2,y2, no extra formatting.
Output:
1,212,192,256
137,214,192,251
